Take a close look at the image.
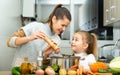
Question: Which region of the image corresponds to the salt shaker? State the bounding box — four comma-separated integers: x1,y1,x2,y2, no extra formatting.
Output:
37,51,43,67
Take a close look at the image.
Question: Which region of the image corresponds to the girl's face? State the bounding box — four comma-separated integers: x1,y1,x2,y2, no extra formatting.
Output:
52,16,70,35
71,33,88,53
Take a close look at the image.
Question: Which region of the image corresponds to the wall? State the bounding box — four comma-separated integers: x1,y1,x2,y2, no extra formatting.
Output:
0,0,22,71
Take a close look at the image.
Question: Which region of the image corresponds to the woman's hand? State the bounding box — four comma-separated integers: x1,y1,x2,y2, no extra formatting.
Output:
43,44,60,59
30,30,46,40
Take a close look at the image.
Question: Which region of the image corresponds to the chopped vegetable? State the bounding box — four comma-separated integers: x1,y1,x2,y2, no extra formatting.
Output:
52,64,59,72
12,66,21,75
109,57,120,72
90,62,108,72
41,64,48,70
98,68,120,75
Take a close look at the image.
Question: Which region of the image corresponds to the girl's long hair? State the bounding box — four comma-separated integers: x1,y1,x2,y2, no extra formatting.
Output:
77,30,98,59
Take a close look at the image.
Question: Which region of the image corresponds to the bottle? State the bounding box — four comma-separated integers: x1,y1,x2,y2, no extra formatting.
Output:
21,57,30,74
37,51,43,67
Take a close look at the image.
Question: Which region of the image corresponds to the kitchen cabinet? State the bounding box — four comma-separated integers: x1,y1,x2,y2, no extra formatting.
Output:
104,0,120,27
36,0,84,55
116,0,120,22
79,0,98,31
22,0,36,17
78,0,113,40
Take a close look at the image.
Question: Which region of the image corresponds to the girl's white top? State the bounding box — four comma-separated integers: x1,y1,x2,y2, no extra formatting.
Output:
75,53,96,71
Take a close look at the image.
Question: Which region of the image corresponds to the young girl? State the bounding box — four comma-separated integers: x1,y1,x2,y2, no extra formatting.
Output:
71,30,98,71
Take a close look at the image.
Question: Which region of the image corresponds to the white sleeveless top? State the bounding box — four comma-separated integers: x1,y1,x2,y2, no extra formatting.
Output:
75,53,96,71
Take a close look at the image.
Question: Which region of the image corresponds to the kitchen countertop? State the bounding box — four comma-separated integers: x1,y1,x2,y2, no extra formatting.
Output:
0,71,11,75
0,71,36,75
0,71,113,75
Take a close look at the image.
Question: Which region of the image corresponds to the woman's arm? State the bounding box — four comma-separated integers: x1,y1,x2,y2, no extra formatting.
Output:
15,36,35,46
7,29,27,47
7,29,46,47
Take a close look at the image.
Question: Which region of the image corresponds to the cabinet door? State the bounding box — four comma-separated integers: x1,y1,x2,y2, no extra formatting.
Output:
104,0,111,26
104,0,118,26
116,0,120,21
22,0,35,17
109,0,117,22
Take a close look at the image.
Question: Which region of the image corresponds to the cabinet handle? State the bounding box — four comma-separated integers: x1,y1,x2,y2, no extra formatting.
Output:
110,6,116,20
105,9,109,23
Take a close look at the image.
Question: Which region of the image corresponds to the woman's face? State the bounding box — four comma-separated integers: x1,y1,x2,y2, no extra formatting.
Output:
71,33,86,53
52,16,70,35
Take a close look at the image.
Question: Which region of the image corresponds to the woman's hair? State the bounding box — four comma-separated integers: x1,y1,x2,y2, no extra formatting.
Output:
76,30,98,59
45,4,71,31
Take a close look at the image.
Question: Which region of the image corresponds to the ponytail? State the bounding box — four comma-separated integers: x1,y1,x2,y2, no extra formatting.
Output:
90,33,98,59
48,4,63,22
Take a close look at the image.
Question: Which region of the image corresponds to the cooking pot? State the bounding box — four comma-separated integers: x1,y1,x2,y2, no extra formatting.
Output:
49,55,80,69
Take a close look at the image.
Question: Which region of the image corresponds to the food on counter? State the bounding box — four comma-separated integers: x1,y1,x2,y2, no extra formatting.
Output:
41,64,48,70
12,66,21,75
77,69,80,75
76,65,94,75
52,64,60,72
90,62,108,72
70,58,79,70
20,57,37,74
21,57,32,74
79,66,83,75
109,56,120,72
68,69,77,75
59,68,67,75
95,73,112,75
44,36,59,50
98,68,120,75
45,66,55,75
35,67,44,75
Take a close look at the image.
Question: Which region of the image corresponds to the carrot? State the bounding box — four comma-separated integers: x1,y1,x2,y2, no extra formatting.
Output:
82,66,87,74
77,69,80,75
87,71,94,75
75,59,79,65
79,66,83,75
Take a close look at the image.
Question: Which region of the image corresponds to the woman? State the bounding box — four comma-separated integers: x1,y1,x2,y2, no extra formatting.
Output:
7,4,71,67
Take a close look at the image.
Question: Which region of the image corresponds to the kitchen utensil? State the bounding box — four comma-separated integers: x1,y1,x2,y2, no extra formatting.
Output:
99,39,120,62
48,55,80,69
111,39,120,58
